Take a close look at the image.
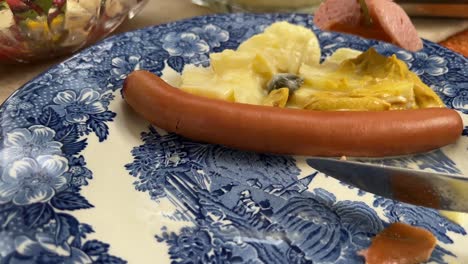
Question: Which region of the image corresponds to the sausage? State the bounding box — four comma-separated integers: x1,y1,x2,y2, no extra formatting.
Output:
123,70,463,157
359,222,437,264
314,0,423,52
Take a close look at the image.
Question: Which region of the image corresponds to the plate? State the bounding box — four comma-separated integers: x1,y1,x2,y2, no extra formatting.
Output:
0,13,467,264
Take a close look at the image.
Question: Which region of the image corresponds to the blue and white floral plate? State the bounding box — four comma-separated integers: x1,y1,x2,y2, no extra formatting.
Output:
1,13,467,264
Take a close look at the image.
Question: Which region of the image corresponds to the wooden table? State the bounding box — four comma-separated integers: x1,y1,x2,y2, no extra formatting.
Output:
0,0,467,103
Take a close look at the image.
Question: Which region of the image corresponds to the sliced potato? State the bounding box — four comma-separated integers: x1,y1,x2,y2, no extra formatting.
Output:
238,33,281,69
263,88,289,107
210,50,255,75
180,66,235,102
299,64,364,91
252,53,277,84
239,21,321,74
221,70,265,105
323,48,363,68
301,37,322,67
289,87,316,108
268,22,321,72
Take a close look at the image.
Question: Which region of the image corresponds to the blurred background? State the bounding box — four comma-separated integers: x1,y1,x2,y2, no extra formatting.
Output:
0,0,466,101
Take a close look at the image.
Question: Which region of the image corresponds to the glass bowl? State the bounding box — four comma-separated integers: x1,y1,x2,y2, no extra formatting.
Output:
0,0,148,63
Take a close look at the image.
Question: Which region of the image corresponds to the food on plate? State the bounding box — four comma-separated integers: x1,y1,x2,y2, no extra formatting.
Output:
440,211,468,226
179,22,443,112
359,222,437,264
123,70,462,157
263,88,290,107
180,22,320,105
297,48,444,110
123,21,463,157
314,0,423,51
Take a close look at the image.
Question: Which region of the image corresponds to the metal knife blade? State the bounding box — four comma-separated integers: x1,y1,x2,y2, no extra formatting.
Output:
306,157,468,213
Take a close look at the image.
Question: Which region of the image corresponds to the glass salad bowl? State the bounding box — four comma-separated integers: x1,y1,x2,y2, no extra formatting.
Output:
0,0,148,63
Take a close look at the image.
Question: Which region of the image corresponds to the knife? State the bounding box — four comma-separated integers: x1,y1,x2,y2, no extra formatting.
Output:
307,157,468,213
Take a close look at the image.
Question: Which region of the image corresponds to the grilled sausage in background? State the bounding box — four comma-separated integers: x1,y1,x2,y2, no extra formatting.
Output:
314,0,424,51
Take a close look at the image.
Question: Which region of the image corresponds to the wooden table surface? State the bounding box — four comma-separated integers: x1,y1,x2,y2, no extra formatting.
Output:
0,0,467,103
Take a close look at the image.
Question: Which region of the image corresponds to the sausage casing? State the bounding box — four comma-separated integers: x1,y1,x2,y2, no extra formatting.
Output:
123,70,463,157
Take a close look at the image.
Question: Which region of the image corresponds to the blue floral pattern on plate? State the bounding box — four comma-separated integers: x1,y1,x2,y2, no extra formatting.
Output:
0,13,467,263
127,127,466,264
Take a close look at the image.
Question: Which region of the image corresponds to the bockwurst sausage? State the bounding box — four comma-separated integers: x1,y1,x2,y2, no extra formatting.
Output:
123,70,463,157
314,0,423,52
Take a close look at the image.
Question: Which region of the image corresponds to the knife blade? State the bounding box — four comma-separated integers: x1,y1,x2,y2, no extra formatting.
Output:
306,157,468,212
